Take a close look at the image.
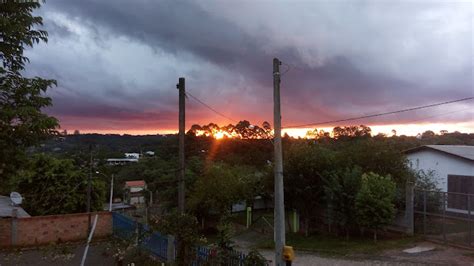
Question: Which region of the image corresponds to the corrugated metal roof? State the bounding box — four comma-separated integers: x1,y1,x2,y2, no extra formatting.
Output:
405,145,474,161
0,196,31,218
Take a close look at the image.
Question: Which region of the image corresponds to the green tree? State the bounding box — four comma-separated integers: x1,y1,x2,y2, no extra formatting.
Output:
154,212,202,266
188,163,261,225
0,0,58,191
284,143,335,235
324,166,363,238
332,125,372,140
14,154,106,216
355,172,396,241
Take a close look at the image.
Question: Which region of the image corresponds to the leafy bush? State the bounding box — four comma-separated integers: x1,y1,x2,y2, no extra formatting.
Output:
355,172,396,241
244,249,268,266
14,154,106,215
324,166,363,238
153,212,202,265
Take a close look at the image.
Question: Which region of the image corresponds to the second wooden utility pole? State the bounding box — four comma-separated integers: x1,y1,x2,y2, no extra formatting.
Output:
177,77,186,214
87,144,93,234
273,58,285,266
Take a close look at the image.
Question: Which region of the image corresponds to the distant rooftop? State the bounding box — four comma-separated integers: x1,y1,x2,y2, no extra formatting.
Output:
125,180,146,187
0,196,31,218
106,158,138,162
405,145,474,161
103,202,134,211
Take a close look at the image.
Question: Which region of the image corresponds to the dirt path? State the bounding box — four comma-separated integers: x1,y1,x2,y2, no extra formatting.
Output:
0,242,115,266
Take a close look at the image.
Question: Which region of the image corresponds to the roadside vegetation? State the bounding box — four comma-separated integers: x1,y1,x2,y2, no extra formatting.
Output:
255,233,421,257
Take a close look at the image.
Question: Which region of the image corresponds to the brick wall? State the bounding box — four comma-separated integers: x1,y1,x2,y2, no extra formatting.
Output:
0,219,11,247
0,212,112,247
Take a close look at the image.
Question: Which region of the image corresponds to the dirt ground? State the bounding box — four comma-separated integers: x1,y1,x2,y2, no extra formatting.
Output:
232,231,474,266
2,235,474,266
0,242,115,266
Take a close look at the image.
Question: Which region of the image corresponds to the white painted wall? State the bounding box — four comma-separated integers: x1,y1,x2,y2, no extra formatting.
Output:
407,149,474,192
130,196,145,205
130,186,144,193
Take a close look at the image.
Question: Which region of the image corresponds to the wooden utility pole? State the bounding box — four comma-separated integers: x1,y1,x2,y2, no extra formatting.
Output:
273,58,285,266
108,174,114,212
87,144,92,233
177,77,186,214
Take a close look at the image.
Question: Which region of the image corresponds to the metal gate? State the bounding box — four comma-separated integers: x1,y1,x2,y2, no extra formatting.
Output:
414,189,474,247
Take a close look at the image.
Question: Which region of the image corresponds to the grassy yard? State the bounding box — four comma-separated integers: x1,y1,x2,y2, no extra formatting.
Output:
221,211,422,258
255,233,420,257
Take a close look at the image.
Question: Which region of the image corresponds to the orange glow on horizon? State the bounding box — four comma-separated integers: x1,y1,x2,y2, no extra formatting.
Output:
64,122,474,137
195,129,236,139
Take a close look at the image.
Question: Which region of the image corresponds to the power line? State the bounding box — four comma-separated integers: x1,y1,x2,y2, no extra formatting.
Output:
283,97,474,129
185,91,239,123
280,62,291,76
405,107,472,124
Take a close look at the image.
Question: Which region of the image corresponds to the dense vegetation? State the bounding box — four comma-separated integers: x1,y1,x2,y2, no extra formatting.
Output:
0,1,58,192
24,128,473,231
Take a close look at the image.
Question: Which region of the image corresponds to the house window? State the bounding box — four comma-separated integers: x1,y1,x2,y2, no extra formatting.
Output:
447,175,474,210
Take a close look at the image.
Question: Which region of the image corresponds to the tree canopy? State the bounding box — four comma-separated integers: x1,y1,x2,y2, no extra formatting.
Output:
14,154,106,216
0,0,58,192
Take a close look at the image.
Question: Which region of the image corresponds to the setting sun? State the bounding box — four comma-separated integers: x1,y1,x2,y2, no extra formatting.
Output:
214,131,225,139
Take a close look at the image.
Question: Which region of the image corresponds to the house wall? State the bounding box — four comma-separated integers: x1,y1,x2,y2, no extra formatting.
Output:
406,150,474,192
130,187,144,193
130,196,145,205
0,212,112,247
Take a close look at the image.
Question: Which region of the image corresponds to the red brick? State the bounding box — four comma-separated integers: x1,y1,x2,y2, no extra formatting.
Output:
0,212,111,247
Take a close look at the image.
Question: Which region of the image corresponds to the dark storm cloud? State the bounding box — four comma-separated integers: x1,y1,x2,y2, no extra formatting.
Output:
28,0,473,131
46,0,263,69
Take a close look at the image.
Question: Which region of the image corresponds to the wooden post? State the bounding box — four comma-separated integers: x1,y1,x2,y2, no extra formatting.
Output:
442,192,446,243
87,144,92,233
468,194,471,246
177,77,186,214
423,190,427,235
273,58,285,266
406,180,414,235
108,174,114,212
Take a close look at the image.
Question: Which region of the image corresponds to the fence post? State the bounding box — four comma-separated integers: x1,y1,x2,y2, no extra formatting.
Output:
423,190,427,236
406,181,415,236
167,235,176,263
442,192,446,243
469,194,472,247
11,208,18,246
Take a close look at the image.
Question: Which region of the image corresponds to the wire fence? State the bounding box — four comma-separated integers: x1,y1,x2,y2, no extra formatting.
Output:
112,212,169,260
414,189,474,247
112,212,259,265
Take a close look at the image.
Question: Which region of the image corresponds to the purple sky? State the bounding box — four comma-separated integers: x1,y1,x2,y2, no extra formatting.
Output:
25,0,473,134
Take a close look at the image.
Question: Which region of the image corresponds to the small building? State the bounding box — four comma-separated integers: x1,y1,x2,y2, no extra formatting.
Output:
106,158,139,165
107,153,142,165
125,153,141,159
103,202,134,212
124,180,147,205
144,151,155,157
405,145,474,212
0,196,30,218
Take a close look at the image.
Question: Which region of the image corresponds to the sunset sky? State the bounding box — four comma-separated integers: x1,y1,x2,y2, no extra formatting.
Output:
26,0,473,137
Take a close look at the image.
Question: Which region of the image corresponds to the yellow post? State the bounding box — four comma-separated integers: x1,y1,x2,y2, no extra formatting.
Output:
283,245,295,265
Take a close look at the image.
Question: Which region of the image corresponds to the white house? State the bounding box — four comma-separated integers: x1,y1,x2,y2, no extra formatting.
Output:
124,180,147,205
107,152,141,165
405,145,474,212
